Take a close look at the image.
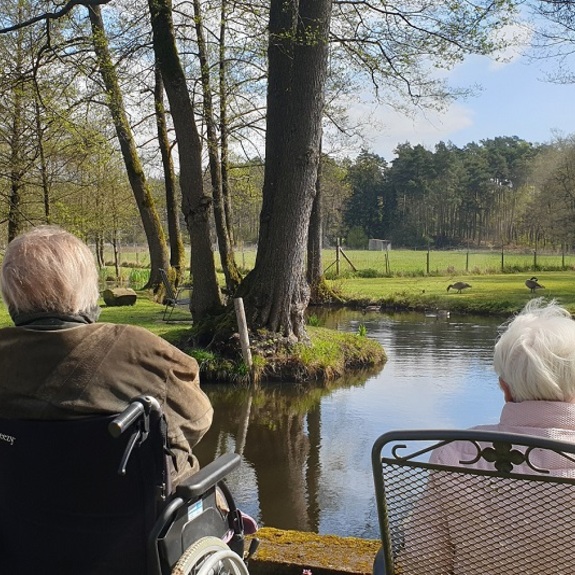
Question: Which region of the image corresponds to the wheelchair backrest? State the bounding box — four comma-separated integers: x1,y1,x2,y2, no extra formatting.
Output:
371,429,575,575
0,410,167,575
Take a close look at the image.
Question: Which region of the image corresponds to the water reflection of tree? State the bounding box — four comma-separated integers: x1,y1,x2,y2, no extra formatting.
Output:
196,372,379,532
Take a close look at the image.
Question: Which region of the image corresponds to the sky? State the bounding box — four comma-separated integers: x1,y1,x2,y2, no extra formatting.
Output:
341,28,575,162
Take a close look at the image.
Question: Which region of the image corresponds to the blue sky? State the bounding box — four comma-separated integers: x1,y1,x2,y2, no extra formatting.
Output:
344,43,575,161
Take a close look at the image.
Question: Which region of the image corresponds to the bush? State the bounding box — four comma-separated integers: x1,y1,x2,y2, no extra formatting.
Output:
346,226,368,249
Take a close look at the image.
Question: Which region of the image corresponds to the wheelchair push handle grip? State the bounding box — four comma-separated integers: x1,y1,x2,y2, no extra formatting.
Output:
108,402,145,438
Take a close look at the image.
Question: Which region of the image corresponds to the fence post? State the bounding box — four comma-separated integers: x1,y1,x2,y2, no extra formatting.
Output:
501,244,504,272
426,244,430,275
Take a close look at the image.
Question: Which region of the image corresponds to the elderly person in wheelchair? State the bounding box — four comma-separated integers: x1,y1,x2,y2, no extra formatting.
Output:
0,226,257,574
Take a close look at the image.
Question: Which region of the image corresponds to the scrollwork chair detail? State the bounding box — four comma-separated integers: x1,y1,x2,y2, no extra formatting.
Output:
372,429,575,575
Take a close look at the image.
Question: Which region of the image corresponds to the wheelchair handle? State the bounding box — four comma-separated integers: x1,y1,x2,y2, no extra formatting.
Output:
108,396,162,438
108,403,144,438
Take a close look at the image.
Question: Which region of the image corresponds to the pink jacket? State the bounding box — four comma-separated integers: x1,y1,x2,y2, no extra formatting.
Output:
399,401,575,575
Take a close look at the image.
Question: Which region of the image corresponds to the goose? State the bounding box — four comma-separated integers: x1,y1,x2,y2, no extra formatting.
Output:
362,305,381,313
447,282,472,294
425,309,450,319
525,277,545,293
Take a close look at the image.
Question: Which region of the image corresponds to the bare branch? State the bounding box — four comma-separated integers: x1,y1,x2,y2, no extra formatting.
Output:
0,0,113,35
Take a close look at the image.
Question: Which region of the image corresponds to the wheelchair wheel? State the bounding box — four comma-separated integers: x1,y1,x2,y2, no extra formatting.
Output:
171,536,249,575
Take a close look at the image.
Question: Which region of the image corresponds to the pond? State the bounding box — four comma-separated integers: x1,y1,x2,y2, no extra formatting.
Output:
194,308,508,540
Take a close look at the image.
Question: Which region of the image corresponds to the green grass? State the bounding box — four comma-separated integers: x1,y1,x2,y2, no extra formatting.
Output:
324,248,575,277
103,247,575,283
331,271,575,315
0,293,192,336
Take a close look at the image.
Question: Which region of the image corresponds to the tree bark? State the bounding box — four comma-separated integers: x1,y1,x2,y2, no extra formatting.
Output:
307,168,323,300
147,0,222,320
219,0,235,250
8,85,24,243
88,5,169,290
237,0,332,340
153,61,186,284
192,0,241,295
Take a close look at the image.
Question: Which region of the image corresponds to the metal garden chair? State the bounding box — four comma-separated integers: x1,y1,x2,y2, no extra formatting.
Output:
371,429,575,575
159,268,190,321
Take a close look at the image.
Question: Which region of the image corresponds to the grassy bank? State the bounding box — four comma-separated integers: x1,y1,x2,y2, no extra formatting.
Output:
328,271,575,316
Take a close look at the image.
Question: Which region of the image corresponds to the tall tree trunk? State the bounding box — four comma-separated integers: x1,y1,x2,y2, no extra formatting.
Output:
33,98,51,224
154,61,185,284
219,0,235,248
307,163,323,300
192,0,241,295
7,21,25,243
147,0,222,321
8,87,24,242
88,5,169,290
237,0,332,340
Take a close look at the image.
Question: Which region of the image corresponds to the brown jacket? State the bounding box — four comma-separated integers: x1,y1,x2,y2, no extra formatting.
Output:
0,322,213,485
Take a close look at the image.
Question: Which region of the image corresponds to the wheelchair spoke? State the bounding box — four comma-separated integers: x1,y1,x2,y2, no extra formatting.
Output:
171,536,249,575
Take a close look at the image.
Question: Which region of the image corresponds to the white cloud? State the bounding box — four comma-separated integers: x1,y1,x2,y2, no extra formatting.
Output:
328,99,475,160
488,22,534,70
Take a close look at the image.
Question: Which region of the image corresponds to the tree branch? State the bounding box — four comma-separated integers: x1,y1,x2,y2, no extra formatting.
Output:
0,0,113,35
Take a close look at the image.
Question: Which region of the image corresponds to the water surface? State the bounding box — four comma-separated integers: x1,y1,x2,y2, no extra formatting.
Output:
194,309,507,539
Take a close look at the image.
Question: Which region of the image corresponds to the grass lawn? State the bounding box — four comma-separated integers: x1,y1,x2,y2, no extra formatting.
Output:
0,270,572,329
102,247,575,286
330,271,575,315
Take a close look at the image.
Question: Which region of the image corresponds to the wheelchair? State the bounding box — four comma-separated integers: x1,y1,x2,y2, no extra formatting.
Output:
0,395,259,574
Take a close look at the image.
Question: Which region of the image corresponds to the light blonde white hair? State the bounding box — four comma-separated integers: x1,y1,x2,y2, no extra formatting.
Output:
1,226,100,316
493,298,575,402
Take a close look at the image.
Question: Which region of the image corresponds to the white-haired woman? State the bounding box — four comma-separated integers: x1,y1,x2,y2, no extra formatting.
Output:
401,298,575,575
0,226,213,486
441,297,575,461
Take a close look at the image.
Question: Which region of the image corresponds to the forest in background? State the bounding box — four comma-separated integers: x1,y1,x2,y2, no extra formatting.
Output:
1,128,573,256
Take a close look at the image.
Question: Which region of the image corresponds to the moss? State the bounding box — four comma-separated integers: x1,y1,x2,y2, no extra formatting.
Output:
248,528,381,575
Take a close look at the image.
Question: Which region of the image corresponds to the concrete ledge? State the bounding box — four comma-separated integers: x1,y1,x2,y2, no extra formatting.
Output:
247,528,380,575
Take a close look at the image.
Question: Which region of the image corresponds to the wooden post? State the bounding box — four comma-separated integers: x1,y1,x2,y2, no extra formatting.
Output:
235,394,253,455
426,243,430,275
234,298,252,371
501,244,504,272
336,238,341,276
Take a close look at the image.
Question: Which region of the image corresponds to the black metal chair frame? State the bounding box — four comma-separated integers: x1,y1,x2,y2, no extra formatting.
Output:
159,268,190,321
371,429,575,575
0,395,252,575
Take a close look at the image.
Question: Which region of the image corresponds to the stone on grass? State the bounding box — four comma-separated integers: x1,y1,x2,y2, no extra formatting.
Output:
103,288,137,307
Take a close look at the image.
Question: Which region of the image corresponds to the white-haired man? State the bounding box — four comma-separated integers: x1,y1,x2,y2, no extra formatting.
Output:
0,226,213,486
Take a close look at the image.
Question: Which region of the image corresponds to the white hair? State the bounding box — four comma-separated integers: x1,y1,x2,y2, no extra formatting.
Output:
493,298,575,402
1,226,100,316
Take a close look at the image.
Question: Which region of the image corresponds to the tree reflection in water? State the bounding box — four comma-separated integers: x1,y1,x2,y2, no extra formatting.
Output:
194,309,504,538
195,370,381,534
